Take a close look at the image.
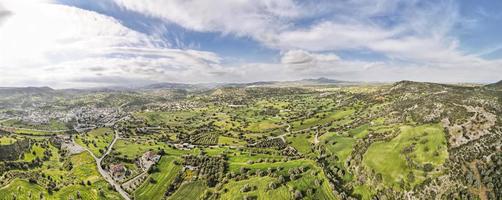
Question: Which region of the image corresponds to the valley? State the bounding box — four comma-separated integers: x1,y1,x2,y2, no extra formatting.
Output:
0,80,501,200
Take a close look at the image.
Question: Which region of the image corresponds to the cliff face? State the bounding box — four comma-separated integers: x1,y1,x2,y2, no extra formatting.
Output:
0,139,31,161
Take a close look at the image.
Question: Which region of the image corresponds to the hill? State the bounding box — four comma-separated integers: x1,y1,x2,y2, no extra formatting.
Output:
485,80,502,89
0,86,55,97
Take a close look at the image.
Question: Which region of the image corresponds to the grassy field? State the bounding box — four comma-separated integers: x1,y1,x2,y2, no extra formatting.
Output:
53,180,122,200
228,159,315,175
0,179,48,200
363,124,448,188
227,150,285,163
353,185,375,200
135,156,183,200
291,109,355,131
23,143,45,162
168,181,207,200
320,133,356,167
245,117,283,132
286,133,314,155
286,169,337,200
134,111,201,127
0,119,67,131
0,136,16,145
349,124,370,138
0,151,122,200
10,128,61,136
113,139,169,159
75,127,114,157
218,136,246,146
220,176,291,200
68,152,103,183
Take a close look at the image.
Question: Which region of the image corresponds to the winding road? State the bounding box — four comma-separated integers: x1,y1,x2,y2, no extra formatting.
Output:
83,130,131,200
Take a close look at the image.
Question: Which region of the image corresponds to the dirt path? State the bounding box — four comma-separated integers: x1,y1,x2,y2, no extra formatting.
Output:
314,131,319,145
252,124,320,145
469,160,488,200
276,124,291,142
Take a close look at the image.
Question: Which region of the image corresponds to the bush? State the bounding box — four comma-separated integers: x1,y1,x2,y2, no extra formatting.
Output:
149,177,157,184
423,163,434,172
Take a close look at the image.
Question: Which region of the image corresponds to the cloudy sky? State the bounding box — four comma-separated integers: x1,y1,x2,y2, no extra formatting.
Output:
0,0,501,88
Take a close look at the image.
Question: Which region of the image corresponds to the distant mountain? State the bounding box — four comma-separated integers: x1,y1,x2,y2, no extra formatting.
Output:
240,77,350,87
0,86,56,97
300,77,345,84
141,78,349,90
142,82,197,90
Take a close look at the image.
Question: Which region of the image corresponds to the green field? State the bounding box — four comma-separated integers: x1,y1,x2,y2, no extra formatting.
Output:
291,109,355,131
363,124,448,188
135,156,183,200
228,159,315,175
11,128,62,136
0,119,67,131
113,138,169,159
68,152,103,183
0,81,496,200
286,134,314,155
75,127,114,157
218,136,246,146
0,136,16,145
220,176,291,200
0,151,122,200
320,133,356,167
349,124,370,138
169,181,207,200
287,170,337,200
0,179,49,200
245,117,283,132
23,143,45,162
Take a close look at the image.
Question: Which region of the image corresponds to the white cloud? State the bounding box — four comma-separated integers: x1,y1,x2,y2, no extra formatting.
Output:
0,0,501,87
112,0,300,40
0,1,225,88
110,0,502,79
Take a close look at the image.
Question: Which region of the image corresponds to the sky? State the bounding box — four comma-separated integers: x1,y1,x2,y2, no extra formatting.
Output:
0,0,501,88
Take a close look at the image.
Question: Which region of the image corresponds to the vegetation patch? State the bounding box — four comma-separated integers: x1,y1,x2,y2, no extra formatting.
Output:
363,124,448,188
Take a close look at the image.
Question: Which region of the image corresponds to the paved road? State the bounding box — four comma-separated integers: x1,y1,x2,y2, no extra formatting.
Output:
84,131,131,200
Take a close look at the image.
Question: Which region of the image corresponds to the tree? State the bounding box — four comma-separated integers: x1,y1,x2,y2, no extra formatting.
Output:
278,175,285,184
149,177,157,184
423,163,434,172
407,172,415,183
268,182,278,190
294,190,303,200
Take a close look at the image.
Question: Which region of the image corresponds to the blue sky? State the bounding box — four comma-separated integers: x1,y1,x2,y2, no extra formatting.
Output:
0,0,501,88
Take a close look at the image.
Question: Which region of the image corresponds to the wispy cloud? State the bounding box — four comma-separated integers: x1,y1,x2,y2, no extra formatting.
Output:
107,0,502,83
0,1,225,88
0,0,501,87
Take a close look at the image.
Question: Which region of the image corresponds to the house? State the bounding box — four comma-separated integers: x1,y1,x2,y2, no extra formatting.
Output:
174,143,195,150
139,151,161,170
142,151,161,162
109,164,127,180
183,165,198,171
